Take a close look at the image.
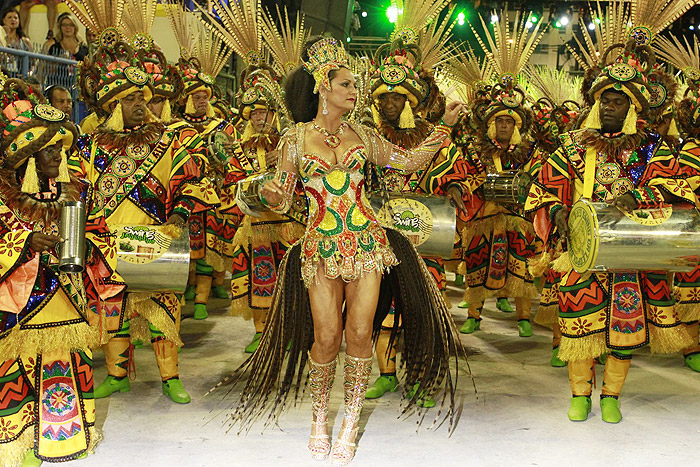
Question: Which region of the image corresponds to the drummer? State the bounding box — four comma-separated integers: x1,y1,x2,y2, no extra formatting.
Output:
224,62,305,353
177,57,246,320
68,37,218,404
456,14,543,338
524,38,696,423
363,25,471,404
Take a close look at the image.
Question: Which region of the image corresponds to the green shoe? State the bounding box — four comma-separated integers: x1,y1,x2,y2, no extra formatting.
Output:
550,348,566,367
244,332,262,353
407,383,435,408
454,274,465,286
518,320,533,337
22,450,42,467
365,375,399,399
496,298,514,312
162,378,191,404
459,317,480,334
132,339,143,349
600,397,622,423
685,353,700,372
596,354,608,365
184,285,195,301
94,375,130,399
211,285,229,299
193,303,208,320
567,396,591,421
457,300,470,309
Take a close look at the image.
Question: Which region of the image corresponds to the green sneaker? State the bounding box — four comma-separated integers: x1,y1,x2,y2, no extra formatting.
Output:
600,397,622,423
518,320,533,337
459,317,480,334
211,286,229,299
193,303,208,320
567,396,591,421
457,300,470,309
184,285,195,301
94,375,130,399
685,353,700,372
550,348,566,367
132,339,143,349
162,378,191,404
496,298,514,312
22,450,42,467
407,383,435,408
365,375,399,399
454,274,465,286
244,332,262,353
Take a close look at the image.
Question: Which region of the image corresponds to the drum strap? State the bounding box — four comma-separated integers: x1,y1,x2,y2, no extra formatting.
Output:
493,154,503,173
582,147,597,200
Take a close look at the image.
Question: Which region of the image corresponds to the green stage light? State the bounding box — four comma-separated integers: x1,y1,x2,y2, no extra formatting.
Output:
457,11,465,25
386,5,399,23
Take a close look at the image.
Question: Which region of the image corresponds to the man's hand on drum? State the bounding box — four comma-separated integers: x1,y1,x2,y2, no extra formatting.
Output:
554,205,570,239
443,101,467,127
265,150,279,169
261,179,284,207
30,232,62,253
447,185,468,216
165,213,186,226
611,192,638,212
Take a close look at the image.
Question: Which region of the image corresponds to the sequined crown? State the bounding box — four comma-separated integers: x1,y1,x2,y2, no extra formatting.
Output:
302,38,349,93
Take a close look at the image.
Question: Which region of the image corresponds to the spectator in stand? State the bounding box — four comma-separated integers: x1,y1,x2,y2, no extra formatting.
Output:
45,84,71,115
43,12,86,61
18,0,58,39
22,73,40,92
1,6,31,51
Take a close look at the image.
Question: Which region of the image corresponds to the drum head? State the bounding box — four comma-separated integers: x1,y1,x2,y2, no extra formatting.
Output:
568,199,599,274
209,131,232,162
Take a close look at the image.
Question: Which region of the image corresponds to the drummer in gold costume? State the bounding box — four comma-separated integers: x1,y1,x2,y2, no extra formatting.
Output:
215,5,307,353
172,12,245,320
654,33,700,372
457,12,544,337
360,0,470,402
525,26,696,422
68,19,218,403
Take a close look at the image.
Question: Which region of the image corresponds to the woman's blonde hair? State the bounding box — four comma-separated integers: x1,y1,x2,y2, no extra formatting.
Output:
54,13,84,45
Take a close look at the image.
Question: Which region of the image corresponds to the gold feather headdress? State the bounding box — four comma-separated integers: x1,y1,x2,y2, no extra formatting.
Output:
197,0,264,68
525,66,581,108
416,6,459,72
628,0,698,46
65,0,124,47
118,0,157,51
164,0,197,60
470,8,546,142
390,0,452,44
444,46,494,102
654,34,700,88
567,1,630,71
261,6,310,78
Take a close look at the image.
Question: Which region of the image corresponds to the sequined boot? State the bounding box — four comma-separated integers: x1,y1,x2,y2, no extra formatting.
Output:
308,353,337,461
330,355,372,466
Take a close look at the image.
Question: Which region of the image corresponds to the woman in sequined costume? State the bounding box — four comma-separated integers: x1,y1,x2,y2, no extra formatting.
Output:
214,37,466,466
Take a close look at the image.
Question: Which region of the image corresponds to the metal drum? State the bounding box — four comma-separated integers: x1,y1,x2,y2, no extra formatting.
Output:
483,171,533,206
112,224,190,293
59,201,86,273
207,130,232,164
235,170,276,216
567,199,700,273
370,194,456,258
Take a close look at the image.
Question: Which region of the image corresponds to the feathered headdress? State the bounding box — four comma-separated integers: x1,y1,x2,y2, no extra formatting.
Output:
471,9,546,144
65,0,124,44
628,0,697,47
197,0,263,68
390,0,451,45
654,34,700,135
261,6,310,78
118,0,157,51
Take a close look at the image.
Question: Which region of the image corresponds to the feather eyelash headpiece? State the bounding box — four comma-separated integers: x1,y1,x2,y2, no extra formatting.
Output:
261,6,310,78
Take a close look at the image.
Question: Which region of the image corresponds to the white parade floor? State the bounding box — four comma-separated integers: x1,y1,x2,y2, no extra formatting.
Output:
76,279,699,467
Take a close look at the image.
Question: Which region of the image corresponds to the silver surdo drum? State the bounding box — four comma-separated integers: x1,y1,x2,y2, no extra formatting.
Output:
370,194,456,258
483,170,533,206
567,199,700,274
112,224,190,293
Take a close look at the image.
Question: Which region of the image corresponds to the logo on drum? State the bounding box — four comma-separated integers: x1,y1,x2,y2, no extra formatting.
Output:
378,199,433,247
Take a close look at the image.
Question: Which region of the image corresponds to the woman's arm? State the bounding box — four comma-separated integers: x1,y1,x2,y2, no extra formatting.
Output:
260,133,300,214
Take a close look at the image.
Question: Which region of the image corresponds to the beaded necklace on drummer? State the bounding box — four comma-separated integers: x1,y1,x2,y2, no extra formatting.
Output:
311,120,347,149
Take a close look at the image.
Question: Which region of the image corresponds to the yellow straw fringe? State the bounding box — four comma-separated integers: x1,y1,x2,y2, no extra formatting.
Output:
160,99,172,123
56,150,70,183
534,305,558,327
510,125,522,146
584,100,602,130
528,251,552,278
0,427,33,467
621,106,638,135
648,323,693,354
104,102,124,132
398,99,415,129
21,156,40,194
126,293,183,347
558,332,607,361
129,315,151,344
185,94,195,115
229,298,254,320
0,322,100,360
551,251,573,273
